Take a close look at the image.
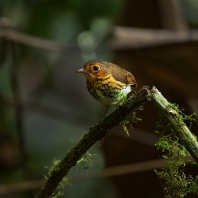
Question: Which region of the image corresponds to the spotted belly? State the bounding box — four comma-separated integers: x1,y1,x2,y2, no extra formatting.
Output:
86,81,132,105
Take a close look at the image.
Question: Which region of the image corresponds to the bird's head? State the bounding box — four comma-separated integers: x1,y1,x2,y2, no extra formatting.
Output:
76,60,110,81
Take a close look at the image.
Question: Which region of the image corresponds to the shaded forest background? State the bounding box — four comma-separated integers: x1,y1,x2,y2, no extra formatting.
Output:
0,0,198,197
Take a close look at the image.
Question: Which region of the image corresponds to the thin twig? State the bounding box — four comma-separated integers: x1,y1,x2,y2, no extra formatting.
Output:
1,28,65,52
0,96,91,126
0,156,193,196
10,42,26,165
0,96,159,146
1,27,198,52
10,41,34,198
0,179,45,196
112,26,198,50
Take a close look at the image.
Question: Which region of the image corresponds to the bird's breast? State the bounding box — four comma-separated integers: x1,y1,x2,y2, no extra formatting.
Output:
86,75,132,105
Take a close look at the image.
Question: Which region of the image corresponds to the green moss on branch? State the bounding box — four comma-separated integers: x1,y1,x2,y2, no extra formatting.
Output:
36,86,149,198
36,86,198,198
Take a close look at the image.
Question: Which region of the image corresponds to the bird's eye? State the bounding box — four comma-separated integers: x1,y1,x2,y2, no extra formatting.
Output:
93,65,99,71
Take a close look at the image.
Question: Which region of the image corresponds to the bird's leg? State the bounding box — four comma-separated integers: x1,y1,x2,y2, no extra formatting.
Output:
103,105,109,117
96,105,109,125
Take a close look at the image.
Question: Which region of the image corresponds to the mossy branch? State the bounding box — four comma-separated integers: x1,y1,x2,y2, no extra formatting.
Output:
36,86,149,198
150,86,198,162
36,86,198,198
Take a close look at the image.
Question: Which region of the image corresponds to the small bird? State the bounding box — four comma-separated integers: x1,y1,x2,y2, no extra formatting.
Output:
76,59,137,112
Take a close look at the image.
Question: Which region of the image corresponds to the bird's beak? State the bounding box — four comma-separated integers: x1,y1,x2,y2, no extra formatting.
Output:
76,68,86,74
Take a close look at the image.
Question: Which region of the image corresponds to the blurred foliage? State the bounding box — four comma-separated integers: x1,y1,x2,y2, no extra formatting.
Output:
180,0,198,28
0,0,124,197
0,0,123,39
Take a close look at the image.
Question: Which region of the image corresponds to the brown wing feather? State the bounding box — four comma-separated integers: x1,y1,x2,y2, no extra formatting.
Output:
127,71,137,87
106,62,137,87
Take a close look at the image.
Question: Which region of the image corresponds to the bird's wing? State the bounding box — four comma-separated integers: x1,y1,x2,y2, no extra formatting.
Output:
109,63,137,87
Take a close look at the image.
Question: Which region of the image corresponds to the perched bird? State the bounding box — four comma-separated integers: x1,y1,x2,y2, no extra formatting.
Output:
76,59,137,110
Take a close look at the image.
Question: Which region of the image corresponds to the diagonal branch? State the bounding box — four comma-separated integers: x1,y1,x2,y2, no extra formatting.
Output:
36,86,198,198
36,86,149,198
